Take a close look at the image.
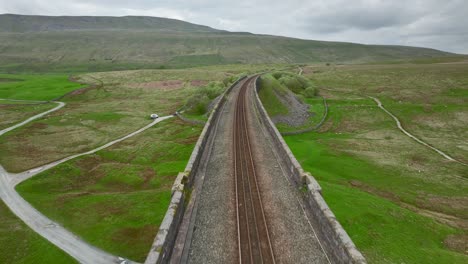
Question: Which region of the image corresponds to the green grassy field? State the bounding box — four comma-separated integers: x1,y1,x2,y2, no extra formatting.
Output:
2,59,467,263
0,102,56,130
0,201,77,264
16,119,200,261
0,64,279,262
0,74,84,100
276,62,468,263
0,66,276,173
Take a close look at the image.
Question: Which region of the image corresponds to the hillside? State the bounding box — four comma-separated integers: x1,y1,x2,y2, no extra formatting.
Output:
0,14,459,72
0,14,221,33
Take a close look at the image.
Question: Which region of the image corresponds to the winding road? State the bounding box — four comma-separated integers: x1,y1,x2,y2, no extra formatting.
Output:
0,98,173,263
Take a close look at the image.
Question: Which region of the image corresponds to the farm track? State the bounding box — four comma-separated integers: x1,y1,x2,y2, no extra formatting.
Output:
0,97,174,263
233,77,275,263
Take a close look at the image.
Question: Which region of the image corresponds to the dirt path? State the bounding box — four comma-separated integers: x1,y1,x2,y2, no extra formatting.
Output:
0,103,173,263
370,96,467,166
0,99,65,136
298,67,303,75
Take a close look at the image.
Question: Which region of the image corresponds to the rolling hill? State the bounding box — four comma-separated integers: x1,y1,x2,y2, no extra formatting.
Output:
0,14,459,72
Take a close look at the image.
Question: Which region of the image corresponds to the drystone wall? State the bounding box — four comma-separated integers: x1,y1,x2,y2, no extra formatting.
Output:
253,77,367,264
145,76,247,264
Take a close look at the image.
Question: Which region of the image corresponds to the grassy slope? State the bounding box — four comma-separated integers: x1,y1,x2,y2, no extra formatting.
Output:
0,14,221,33
0,14,457,72
0,31,454,73
259,73,326,132
258,74,289,116
0,201,77,264
0,74,84,100
278,63,468,263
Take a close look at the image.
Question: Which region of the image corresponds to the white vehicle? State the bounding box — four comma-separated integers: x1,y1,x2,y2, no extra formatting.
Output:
150,113,159,119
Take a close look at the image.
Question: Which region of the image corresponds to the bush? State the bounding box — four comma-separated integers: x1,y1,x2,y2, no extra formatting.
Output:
279,76,303,93
303,86,318,98
185,81,226,115
296,93,306,103
202,81,224,99
186,93,210,115
272,72,284,79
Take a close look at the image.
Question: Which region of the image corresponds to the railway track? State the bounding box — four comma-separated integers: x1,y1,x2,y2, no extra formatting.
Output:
233,76,276,264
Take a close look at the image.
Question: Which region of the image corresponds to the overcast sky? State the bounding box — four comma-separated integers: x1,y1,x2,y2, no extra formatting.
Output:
1,0,467,54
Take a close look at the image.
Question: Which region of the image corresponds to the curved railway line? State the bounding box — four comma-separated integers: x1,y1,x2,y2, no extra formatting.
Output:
233,76,275,264
168,74,359,264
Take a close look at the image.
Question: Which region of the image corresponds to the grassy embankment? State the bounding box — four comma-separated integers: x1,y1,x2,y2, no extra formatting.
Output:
2,65,278,262
272,63,468,263
258,72,326,133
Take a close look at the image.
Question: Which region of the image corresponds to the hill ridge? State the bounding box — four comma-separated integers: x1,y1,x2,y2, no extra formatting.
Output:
0,14,460,72
0,13,222,33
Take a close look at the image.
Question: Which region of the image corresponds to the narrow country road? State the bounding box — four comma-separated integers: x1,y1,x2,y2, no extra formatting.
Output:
0,100,65,136
370,96,467,166
0,99,174,263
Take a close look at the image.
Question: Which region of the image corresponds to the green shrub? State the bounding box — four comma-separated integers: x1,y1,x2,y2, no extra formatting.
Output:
185,81,226,114
304,86,318,98
279,76,303,93
296,93,306,103
202,81,224,99
186,93,210,115
272,72,283,79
